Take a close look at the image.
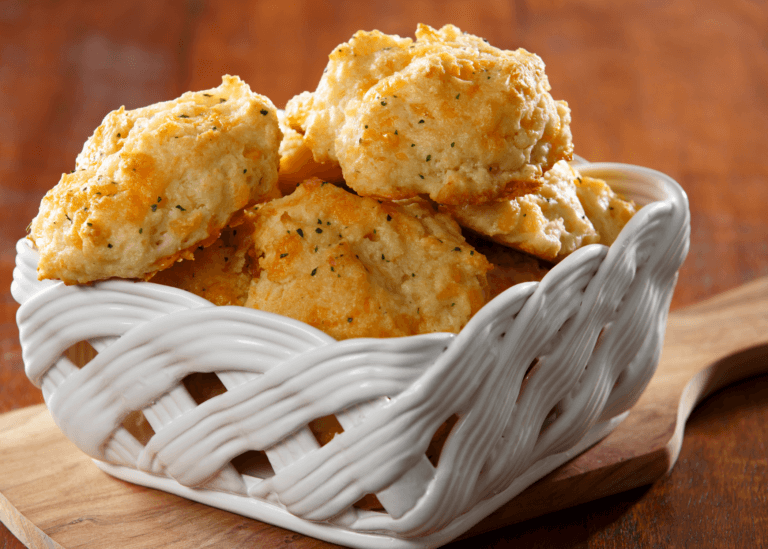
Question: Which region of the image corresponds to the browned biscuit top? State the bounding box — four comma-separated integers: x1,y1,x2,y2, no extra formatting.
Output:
245,178,492,339
29,75,281,284
284,23,572,205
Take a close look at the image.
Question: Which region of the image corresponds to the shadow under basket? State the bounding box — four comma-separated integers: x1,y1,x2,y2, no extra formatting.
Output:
12,161,689,549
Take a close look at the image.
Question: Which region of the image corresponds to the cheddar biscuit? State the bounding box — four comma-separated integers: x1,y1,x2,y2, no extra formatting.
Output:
444,161,636,262
574,174,637,247
466,236,552,300
151,211,257,306
245,178,491,339
29,75,281,284
277,110,343,196
284,24,572,205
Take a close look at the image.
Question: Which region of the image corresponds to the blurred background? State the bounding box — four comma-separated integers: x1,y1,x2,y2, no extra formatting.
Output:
1,1,766,547
3,0,767,306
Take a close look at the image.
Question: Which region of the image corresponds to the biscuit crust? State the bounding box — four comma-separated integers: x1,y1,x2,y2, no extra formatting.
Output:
574,174,637,246
284,24,572,205
29,75,281,284
245,178,491,339
444,161,598,262
151,212,257,306
277,110,343,197
444,161,636,262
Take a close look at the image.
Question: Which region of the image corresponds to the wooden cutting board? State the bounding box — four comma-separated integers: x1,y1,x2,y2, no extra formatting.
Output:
1,277,767,549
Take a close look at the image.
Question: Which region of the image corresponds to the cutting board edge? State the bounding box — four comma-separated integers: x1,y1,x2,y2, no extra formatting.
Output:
0,484,65,549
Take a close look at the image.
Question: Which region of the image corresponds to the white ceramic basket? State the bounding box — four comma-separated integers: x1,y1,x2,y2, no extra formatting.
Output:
12,161,689,549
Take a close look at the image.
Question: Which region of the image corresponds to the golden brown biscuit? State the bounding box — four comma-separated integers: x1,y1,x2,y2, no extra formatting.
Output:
465,235,551,300
574,174,637,246
244,178,491,339
284,24,572,205
29,75,281,284
277,110,343,197
444,161,603,262
151,211,257,306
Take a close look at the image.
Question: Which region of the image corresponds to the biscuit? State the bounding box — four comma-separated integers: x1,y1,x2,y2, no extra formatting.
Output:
466,235,552,300
444,161,636,262
244,178,491,339
29,75,281,284
151,211,257,306
277,110,343,197
574,174,637,246
283,24,572,205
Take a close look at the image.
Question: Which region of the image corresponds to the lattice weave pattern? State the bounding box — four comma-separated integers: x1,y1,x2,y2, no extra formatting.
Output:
13,163,689,547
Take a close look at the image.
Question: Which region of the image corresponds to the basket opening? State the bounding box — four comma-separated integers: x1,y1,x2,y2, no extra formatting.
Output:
182,372,228,405
231,450,274,479
517,357,541,403
64,340,97,368
596,325,609,346
308,414,344,447
122,410,155,446
611,368,628,396
355,493,387,513
305,415,391,513
539,402,563,437
426,413,460,467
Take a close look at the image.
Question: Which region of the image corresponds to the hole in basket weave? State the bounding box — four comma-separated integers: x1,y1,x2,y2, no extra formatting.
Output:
426,413,460,467
306,416,389,512
122,410,155,446
232,450,274,479
355,493,387,513
308,414,345,447
354,413,463,514
611,368,628,396
596,325,609,349
539,401,564,437
517,357,541,403
182,372,227,405
64,341,97,368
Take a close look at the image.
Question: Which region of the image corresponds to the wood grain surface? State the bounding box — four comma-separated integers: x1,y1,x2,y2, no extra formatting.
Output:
1,1,766,547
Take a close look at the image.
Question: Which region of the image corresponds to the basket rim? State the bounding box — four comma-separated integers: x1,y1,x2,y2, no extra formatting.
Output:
13,159,690,343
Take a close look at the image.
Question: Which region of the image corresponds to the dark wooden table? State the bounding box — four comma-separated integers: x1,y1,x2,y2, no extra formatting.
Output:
1,1,766,547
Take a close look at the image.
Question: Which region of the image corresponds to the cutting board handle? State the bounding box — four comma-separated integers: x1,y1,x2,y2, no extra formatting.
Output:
660,276,768,466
